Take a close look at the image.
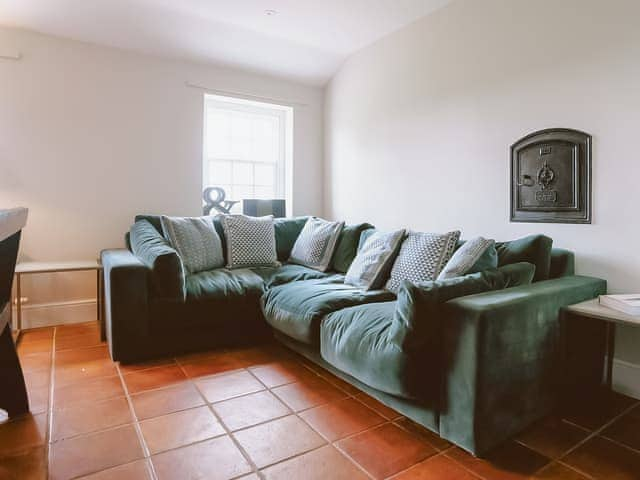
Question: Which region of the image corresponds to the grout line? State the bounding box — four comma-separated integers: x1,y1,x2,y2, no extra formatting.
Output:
45,326,57,480
176,362,265,480
115,362,159,480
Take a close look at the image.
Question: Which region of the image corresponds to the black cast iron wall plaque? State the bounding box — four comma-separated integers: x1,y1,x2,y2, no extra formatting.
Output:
510,128,591,224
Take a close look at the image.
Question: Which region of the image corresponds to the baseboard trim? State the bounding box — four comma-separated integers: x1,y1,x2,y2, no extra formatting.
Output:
613,358,640,400
12,298,97,329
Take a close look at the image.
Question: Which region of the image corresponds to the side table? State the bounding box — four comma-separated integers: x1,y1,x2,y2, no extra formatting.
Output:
14,260,103,339
564,298,640,390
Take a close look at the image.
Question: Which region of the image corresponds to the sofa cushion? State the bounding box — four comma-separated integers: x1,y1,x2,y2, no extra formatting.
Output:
185,268,265,302
386,230,461,293
438,237,495,280
330,223,374,273
321,263,535,401
160,215,224,274
289,217,345,272
220,214,279,269
135,214,228,263
262,278,395,345
130,220,186,300
344,229,405,290
252,263,330,288
274,217,309,261
496,235,552,282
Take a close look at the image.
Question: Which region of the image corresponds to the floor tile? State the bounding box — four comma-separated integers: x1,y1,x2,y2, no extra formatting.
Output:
23,368,50,391
316,371,362,395
272,375,349,412
250,360,318,388
446,441,550,480
262,444,367,480
0,446,47,480
562,435,640,480
394,417,452,452
0,414,47,457
531,462,591,480
76,459,153,479
54,375,123,408
179,353,247,378
233,344,291,368
51,396,133,441
196,370,264,403
561,390,638,431
27,386,49,414
123,365,187,394
300,397,385,441
118,357,176,373
516,416,589,459
18,351,52,372
49,424,144,480
139,405,224,454
392,453,481,479
354,392,402,420
55,322,100,338
601,404,640,451
17,338,52,355
336,422,436,479
234,415,325,468
213,390,290,431
55,345,110,365
152,436,252,480
54,357,118,387
131,382,205,420
20,328,54,342
55,331,102,351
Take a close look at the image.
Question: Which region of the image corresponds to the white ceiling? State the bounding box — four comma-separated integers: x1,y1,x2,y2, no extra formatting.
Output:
0,0,452,85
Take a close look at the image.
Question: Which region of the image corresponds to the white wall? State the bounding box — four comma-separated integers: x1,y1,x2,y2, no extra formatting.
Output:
325,0,640,396
0,27,324,325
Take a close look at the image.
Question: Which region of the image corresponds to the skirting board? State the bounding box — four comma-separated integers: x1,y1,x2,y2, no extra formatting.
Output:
12,299,97,329
613,358,640,400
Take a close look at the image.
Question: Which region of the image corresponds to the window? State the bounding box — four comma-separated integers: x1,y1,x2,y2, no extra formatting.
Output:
203,94,293,214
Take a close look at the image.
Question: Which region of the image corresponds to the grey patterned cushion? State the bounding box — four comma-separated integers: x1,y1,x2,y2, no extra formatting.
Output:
344,229,405,290
385,230,461,293
289,217,345,272
160,215,224,274
437,237,495,280
220,214,279,269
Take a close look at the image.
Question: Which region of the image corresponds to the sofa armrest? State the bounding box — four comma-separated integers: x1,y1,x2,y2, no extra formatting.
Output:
101,249,150,362
129,220,186,301
438,275,606,456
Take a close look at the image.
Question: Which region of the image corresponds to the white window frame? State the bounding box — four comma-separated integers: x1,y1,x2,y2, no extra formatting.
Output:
202,94,293,215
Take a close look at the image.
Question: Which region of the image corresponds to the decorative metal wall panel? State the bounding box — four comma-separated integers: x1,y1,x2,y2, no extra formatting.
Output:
510,128,591,224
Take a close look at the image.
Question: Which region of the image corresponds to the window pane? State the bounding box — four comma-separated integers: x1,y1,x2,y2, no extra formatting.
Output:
232,184,254,201
209,161,232,185
254,185,275,199
254,164,275,186
233,162,253,185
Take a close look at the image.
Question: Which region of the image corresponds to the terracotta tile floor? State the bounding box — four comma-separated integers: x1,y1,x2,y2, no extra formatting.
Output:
2,322,640,480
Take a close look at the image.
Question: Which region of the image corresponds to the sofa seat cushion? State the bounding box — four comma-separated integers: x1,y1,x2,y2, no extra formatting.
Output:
186,268,265,302
252,263,331,288
320,302,434,401
262,278,395,345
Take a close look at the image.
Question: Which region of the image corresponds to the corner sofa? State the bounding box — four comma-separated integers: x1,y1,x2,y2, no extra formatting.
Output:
101,215,606,456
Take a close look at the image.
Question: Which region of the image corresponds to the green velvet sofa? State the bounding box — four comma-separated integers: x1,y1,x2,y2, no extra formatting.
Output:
101,215,606,456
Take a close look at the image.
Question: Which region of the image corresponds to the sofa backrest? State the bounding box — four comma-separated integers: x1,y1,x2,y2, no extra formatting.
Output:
549,248,575,278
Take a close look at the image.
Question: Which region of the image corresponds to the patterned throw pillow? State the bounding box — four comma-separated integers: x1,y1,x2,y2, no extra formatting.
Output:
437,237,495,280
160,215,224,274
385,230,461,293
344,229,405,290
289,217,345,272
220,214,279,269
